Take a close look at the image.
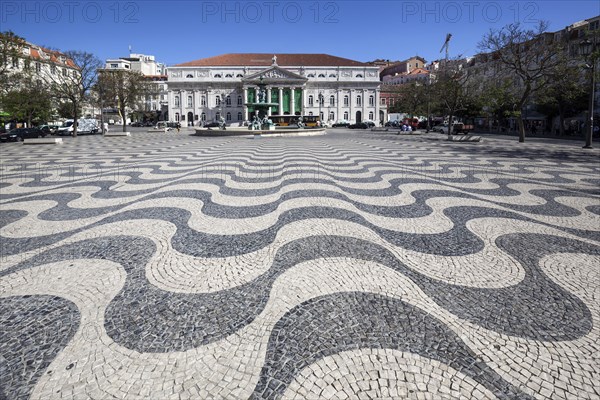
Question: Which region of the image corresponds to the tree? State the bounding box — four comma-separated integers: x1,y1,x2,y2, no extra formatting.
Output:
97,69,153,132
1,77,53,126
43,51,102,137
536,62,588,136
478,21,564,142
0,31,26,92
477,79,519,133
393,82,428,117
431,58,477,137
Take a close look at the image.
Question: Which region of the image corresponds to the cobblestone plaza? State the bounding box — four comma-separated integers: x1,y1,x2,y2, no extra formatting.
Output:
0,130,598,399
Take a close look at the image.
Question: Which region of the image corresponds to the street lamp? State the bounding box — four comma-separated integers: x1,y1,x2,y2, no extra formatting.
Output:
580,38,596,149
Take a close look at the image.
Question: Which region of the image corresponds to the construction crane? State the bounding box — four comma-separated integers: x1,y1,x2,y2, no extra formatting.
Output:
439,33,452,62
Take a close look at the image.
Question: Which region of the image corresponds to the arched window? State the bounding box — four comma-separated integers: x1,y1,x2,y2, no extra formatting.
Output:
329,111,335,121
343,95,349,106
187,96,193,108
369,95,374,106
201,96,206,106
356,74,363,78
343,111,349,120
215,112,221,120
237,95,242,105
329,95,335,106
318,94,324,104
226,95,231,106
308,95,314,106
175,113,180,121
356,95,362,106
201,112,206,121
307,74,315,78
308,111,313,116
237,112,242,120
319,111,324,120
369,111,374,120
226,112,232,121
186,74,193,78
215,96,221,106
214,74,222,78
318,73,326,78
225,74,233,78
174,96,180,106
381,98,386,105
329,74,336,78
236,74,243,78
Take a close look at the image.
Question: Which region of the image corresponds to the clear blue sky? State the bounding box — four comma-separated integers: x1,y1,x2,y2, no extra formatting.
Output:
3,0,599,66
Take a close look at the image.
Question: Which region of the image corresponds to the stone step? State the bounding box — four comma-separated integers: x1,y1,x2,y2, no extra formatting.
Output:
23,138,63,145
104,132,131,137
448,135,481,142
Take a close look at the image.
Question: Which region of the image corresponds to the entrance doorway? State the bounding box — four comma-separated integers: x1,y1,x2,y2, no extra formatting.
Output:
355,111,362,123
187,112,194,126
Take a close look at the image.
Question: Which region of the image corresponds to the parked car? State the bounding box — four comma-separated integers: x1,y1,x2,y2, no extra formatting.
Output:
0,127,47,142
332,121,350,128
348,122,370,129
166,122,181,128
130,121,143,127
204,122,221,128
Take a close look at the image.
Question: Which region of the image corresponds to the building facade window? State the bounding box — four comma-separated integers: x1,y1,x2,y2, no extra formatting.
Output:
369,95,374,106
186,74,193,78
329,95,335,106
356,95,362,106
201,112,206,121
343,111,349,120
356,74,363,78
369,111,374,120
237,95,242,105
343,95,349,106
51,65,56,74
226,112,231,121
226,95,231,106
187,96,193,108
35,63,41,72
215,95,221,106
201,96,206,106
174,96,180,106
175,113,180,121
215,112,221,120
308,95,314,106
329,111,335,121
237,112,242,120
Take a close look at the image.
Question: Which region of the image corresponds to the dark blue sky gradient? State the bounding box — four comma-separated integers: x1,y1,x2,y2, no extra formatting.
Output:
2,0,599,65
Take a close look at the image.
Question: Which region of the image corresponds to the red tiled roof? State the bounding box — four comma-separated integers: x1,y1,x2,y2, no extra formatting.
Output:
174,53,367,67
407,68,429,75
27,43,78,69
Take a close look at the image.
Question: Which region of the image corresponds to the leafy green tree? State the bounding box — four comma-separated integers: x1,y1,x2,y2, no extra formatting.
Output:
1,78,52,126
430,59,477,136
0,30,26,93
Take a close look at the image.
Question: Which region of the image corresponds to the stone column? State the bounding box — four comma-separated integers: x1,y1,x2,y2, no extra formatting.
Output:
278,87,284,115
349,89,353,122
290,87,295,116
300,88,305,115
337,88,341,123
267,87,272,116
375,88,380,125
243,87,248,120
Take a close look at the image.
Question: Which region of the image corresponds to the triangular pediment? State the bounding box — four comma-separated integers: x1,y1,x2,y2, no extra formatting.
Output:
242,66,307,83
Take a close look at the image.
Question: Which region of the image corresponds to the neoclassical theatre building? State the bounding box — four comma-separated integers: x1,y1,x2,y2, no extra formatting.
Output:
166,54,384,126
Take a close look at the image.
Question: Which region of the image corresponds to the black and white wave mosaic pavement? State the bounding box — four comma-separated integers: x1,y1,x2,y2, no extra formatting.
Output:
1,130,599,399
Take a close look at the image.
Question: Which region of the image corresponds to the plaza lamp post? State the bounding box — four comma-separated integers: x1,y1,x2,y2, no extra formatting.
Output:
580,38,597,149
